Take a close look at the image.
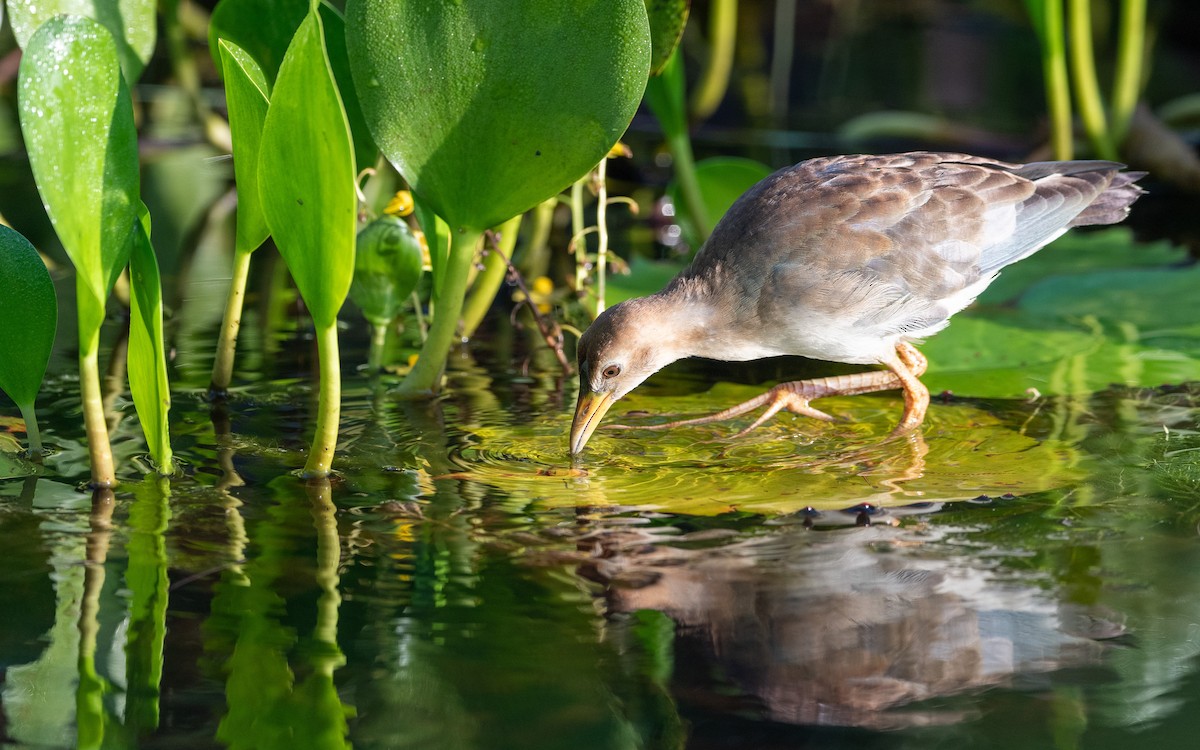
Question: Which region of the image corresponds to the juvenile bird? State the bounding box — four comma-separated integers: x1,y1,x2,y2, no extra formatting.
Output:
570,152,1145,454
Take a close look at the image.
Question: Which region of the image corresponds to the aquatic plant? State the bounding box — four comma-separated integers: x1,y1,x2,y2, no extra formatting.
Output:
0,225,57,458
17,15,173,485
345,0,653,395
1026,0,1148,159
257,1,357,477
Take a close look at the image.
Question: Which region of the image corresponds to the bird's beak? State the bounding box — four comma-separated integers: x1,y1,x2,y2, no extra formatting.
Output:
570,388,616,455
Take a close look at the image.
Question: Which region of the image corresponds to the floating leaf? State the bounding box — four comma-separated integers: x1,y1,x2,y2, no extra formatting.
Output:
18,15,140,311
351,215,424,327
345,0,652,232
923,230,1200,398
128,208,174,473
218,39,271,255
258,8,357,330
7,0,156,82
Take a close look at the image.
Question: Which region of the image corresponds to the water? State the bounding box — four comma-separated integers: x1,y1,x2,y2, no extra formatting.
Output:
3,283,1200,749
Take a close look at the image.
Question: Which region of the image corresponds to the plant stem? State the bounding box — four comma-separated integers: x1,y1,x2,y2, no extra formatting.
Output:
690,0,738,121
1041,0,1074,160
1111,0,1147,145
570,178,588,296
210,245,254,395
517,197,556,280
17,400,43,459
303,321,342,478
595,157,610,317
396,227,482,397
460,214,522,338
78,283,116,488
367,322,389,372
668,128,710,241
1067,0,1118,159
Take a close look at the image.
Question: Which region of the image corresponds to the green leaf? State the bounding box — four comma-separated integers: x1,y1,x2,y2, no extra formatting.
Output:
645,0,690,76
209,0,309,86
218,40,272,255
17,15,140,311
0,225,57,408
922,230,1200,399
643,46,687,140
345,0,652,232
667,156,773,249
7,0,157,82
317,3,378,174
351,215,424,326
128,209,174,473
259,8,357,329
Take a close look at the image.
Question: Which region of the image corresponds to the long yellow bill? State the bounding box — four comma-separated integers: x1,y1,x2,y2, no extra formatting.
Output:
570,389,616,454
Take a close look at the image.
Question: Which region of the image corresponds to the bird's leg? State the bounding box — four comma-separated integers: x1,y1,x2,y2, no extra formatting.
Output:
608,342,930,436
887,341,930,433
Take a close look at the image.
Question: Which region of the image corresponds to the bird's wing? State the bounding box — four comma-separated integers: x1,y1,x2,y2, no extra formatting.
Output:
723,153,1124,341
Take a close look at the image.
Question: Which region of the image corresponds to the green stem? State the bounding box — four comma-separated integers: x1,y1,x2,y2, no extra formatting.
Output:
397,227,482,397
1042,0,1074,160
460,214,523,338
210,245,254,394
367,322,389,372
410,290,428,342
17,400,43,459
1067,0,1118,159
595,157,610,317
302,321,342,478
690,0,738,121
78,283,116,488
1111,0,1147,145
668,128,710,241
571,178,588,295
517,197,556,280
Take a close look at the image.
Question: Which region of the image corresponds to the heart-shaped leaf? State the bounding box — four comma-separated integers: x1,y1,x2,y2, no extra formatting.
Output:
18,15,140,312
258,7,357,329
218,40,271,255
128,208,174,473
0,225,57,410
351,215,424,326
8,0,156,82
345,0,652,232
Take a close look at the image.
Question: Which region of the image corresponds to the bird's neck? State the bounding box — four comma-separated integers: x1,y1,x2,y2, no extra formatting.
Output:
643,281,770,363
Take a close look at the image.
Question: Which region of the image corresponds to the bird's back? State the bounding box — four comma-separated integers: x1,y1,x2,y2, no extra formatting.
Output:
672,152,1144,364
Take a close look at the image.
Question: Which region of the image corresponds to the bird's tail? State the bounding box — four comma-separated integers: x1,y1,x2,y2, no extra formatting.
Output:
1069,170,1147,227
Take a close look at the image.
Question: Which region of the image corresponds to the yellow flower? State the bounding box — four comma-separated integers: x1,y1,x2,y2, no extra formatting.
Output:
384,190,414,217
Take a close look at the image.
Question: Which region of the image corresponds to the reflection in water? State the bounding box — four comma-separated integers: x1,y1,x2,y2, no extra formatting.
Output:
207,477,352,750
590,515,1113,730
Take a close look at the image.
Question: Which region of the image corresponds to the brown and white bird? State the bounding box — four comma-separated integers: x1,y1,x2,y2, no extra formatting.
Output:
570,152,1145,454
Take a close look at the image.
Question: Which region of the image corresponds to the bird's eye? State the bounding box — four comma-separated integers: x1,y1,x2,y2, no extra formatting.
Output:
602,364,621,379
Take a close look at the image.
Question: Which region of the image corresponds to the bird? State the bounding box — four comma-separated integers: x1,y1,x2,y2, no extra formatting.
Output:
570,151,1145,455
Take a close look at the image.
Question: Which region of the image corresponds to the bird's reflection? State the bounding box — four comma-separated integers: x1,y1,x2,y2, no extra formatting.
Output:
587,507,1118,730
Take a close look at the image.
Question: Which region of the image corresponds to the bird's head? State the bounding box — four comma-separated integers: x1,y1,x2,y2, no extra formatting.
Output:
569,298,684,454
